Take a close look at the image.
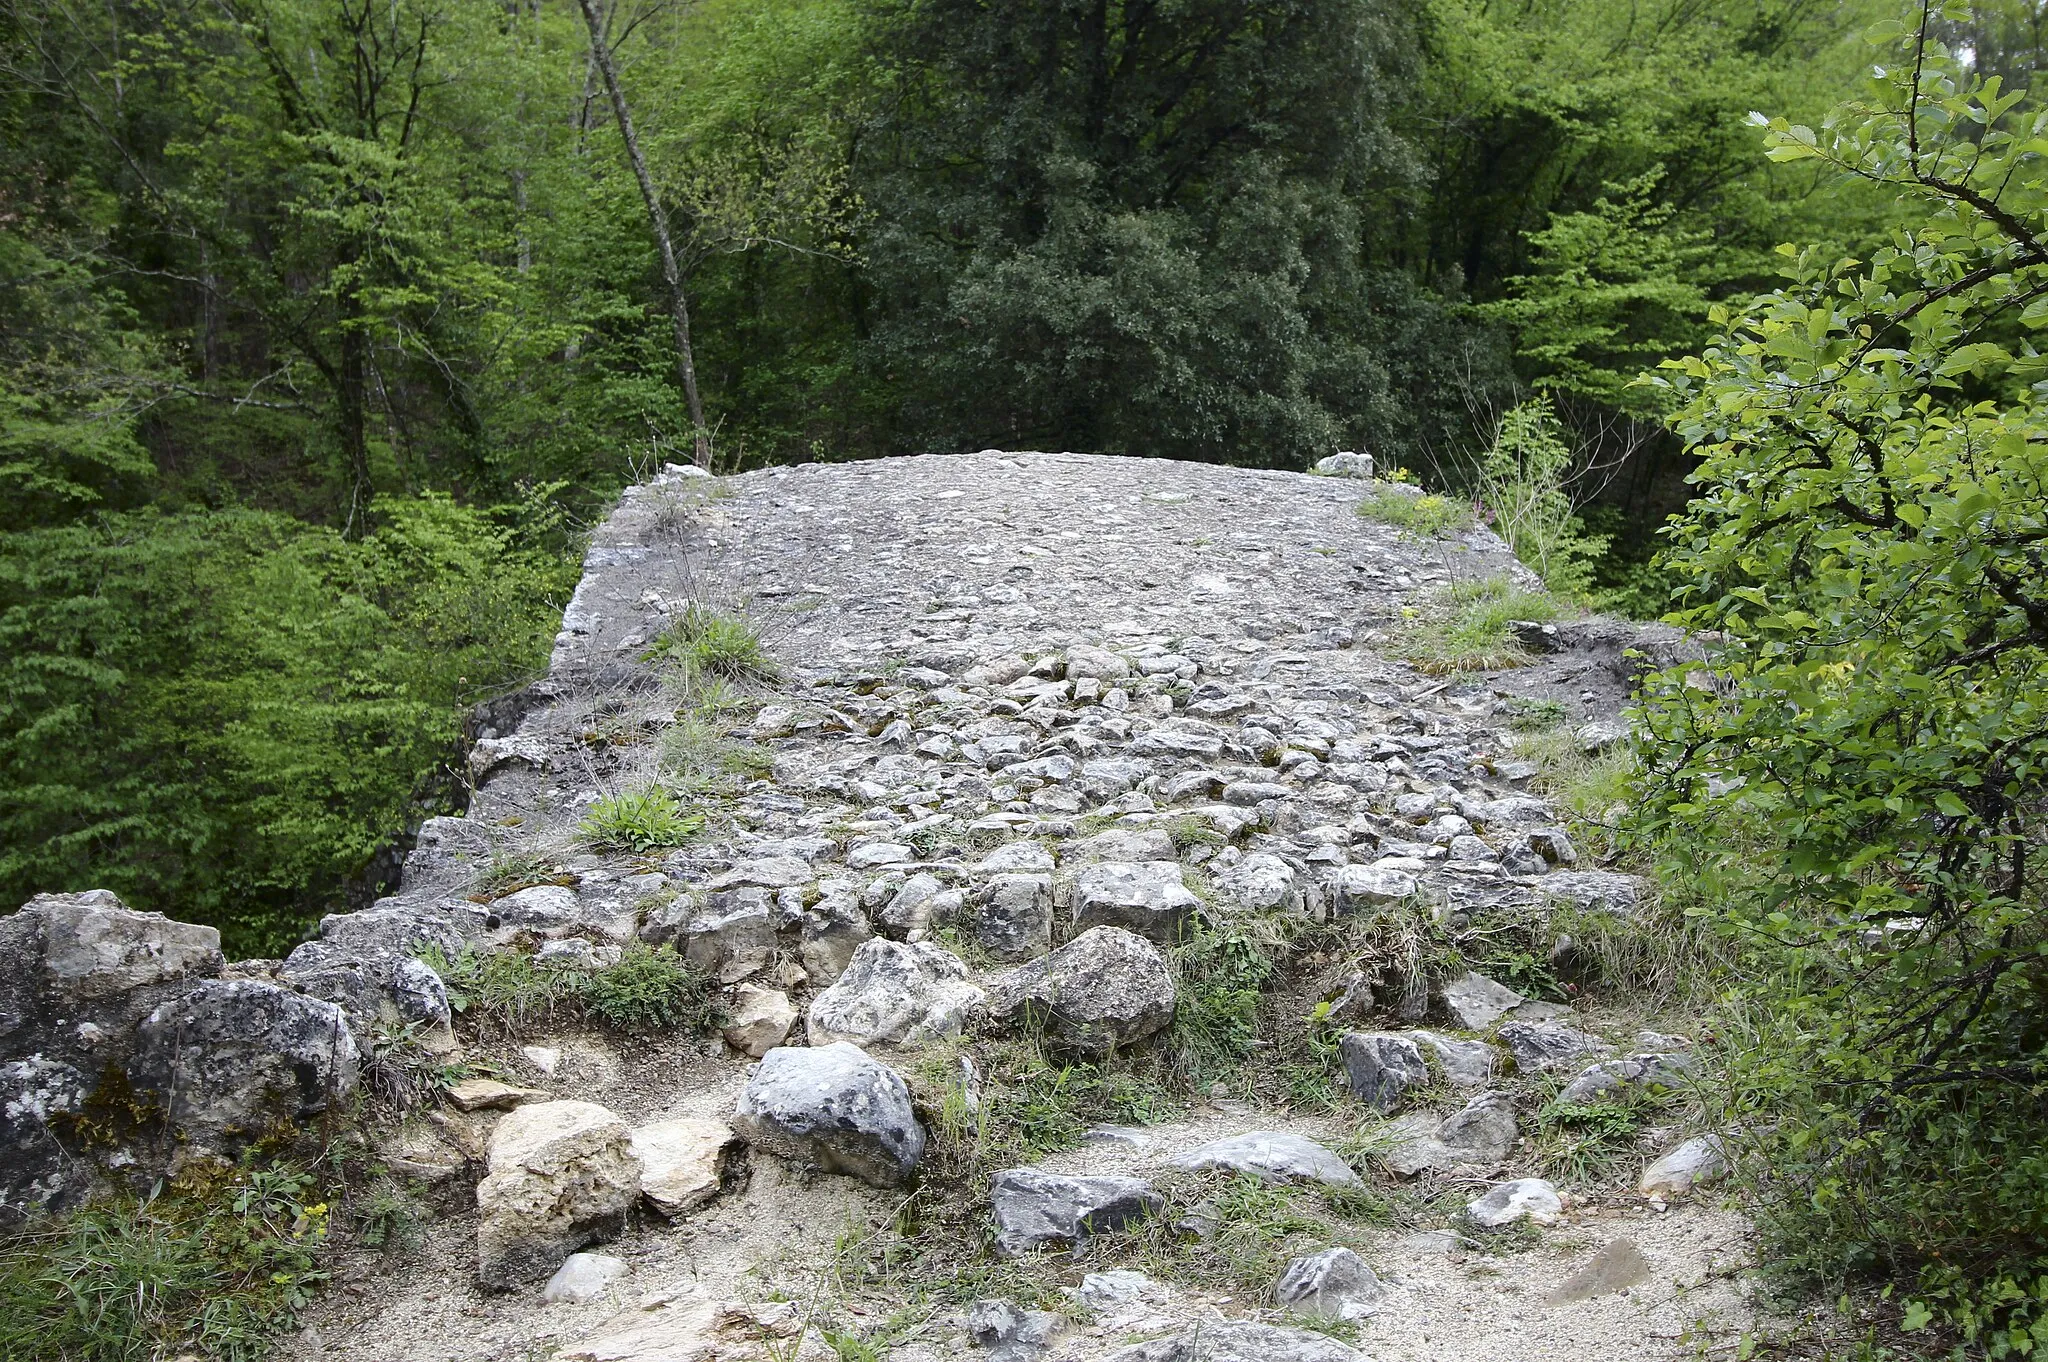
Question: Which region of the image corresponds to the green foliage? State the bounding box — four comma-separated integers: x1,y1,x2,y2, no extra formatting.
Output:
1355,490,1476,537
580,942,723,1034
1169,922,1280,1082
425,942,722,1038
0,497,574,956
0,1164,329,1362
1637,11,2048,1348
580,788,706,853
1472,399,1610,597
1398,576,1562,675
655,604,778,681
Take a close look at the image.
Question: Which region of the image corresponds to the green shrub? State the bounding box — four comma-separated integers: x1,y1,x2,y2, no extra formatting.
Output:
1169,923,1279,1083
423,942,721,1038
1471,398,1609,597
0,1164,328,1362
1638,19,2048,1348
580,787,704,852
654,604,776,680
1355,489,1474,537
580,942,722,1033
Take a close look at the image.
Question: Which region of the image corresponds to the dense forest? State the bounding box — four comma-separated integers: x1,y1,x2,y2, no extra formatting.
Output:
8,0,2048,1347
1,0,1914,957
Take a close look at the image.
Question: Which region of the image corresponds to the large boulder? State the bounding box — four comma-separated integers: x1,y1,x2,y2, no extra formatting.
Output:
807,940,985,1050
989,1168,1162,1255
983,928,1175,1055
1071,863,1200,943
1168,1131,1360,1188
476,1100,641,1289
280,901,463,1046
131,979,359,1156
1104,1321,1365,1362
731,1043,925,1186
1338,1032,1428,1111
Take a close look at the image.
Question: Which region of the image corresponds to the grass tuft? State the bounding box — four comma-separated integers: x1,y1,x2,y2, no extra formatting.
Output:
655,603,777,681
1399,576,1561,675
421,941,722,1039
1357,490,1475,537
580,786,704,853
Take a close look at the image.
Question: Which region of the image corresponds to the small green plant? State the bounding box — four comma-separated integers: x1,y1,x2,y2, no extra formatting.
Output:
1534,1093,1657,1185
1399,576,1561,675
654,603,777,680
1356,489,1475,537
0,1162,330,1362
1498,695,1568,733
1168,922,1278,1082
1472,397,1610,596
352,1177,425,1255
473,850,570,900
580,787,704,852
580,942,723,1033
422,942,722,1039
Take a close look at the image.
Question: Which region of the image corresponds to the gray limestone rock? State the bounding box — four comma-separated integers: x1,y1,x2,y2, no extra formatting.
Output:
796,893,873,983
131,979,359,1156
543,1252,630,1304
1071,862,1200,943
1440,972,1524,1030
1465,1177,1563,1227
0,1058,90,1226
1408,1030,1499,1087
1639,1135,1730,1201
984,927,1175,1054
807,939,985,1049
1103,1320,1365,1362
1275,1246,1384,1320
1314,451,1375,478
971,874,1054,961
1380,1091,1518,1176
1558,1052,1694,1104
1330,865,1417,909
1538,870,1646,916
1498,1020,1614,1074
678,892,778,983
1067,827,1178,864
731,1042,925,1186
281,901,463,1044
1169,1131,1360,1188
1338,1032,1428,1111
989,1168,1162,1255
967,1299,1062,1362
1211,852,1302,915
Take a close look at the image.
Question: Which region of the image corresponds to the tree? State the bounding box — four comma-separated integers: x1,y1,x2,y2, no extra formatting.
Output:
1638,5,2048,1345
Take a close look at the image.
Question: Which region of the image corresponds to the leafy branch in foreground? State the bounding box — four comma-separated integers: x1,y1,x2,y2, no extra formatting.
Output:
1637,7,2048,1349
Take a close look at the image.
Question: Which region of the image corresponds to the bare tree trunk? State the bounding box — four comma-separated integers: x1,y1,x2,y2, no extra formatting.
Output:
575,0,709,464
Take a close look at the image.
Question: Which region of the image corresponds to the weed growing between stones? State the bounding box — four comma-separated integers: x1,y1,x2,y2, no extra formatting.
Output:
1398,577,1562,675
472,850,572,900
1355,490,1475,538
654,603,778,681
422,942,722,1039
1531,1090,1666,1187
580,787,705,852
580,941,724,1034
0,1162,330,1362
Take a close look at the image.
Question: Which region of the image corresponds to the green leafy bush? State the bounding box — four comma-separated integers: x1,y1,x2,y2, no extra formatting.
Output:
0,1164,328,1362
1472,398,1610,597
1637,15,2048,1349
580,788,704,852
424,942,721,1038
580,942,722,1033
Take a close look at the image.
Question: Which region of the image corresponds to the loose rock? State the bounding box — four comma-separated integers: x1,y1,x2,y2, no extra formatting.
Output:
984,928,1175,1054
631,1117,741,1217
1338,1032,1428,1111
1275,1246,1384,1320
806,939,985,1049
1169,1131,1360,1188
476,1100,640,1290
990,1168,1162,1255
732,1043,925,1186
